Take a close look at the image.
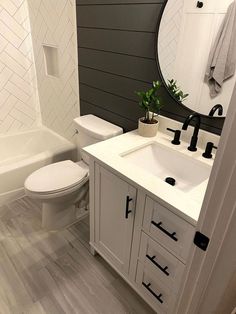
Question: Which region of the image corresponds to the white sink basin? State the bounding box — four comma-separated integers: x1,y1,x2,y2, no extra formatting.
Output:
121,142,211,192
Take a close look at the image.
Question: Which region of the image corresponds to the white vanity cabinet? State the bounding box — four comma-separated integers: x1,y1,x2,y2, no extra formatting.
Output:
90,161,196,313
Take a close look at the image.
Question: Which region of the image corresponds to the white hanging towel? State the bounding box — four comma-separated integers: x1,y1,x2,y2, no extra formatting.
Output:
206,1,236,97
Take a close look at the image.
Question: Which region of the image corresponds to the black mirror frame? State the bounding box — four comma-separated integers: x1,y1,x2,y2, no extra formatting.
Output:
155,0,225,120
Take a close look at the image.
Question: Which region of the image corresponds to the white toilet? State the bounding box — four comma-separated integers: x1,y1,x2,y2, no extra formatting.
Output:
24,115,123,230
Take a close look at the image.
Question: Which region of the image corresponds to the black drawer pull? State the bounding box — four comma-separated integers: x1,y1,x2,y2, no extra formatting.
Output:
142,282,163,304
146,254,169,276
125,196,132,219
151,221,178,242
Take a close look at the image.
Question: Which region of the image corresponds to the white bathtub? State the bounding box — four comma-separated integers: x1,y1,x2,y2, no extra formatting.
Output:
0,127,77,206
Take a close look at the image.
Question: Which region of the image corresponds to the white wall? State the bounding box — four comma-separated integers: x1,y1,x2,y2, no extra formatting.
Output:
0,0,41,134
27,0,80,140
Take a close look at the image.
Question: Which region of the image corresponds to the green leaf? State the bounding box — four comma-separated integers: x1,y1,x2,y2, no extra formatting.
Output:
135,80,163,115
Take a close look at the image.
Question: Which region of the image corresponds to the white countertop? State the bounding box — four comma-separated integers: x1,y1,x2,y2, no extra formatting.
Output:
84,128,215,226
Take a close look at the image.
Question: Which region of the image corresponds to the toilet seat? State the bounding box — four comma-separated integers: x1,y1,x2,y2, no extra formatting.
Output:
25,176,89,200
24,160,89,195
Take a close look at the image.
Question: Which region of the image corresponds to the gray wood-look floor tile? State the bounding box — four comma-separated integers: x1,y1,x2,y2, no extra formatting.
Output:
0,196,154,314
22,301,47,314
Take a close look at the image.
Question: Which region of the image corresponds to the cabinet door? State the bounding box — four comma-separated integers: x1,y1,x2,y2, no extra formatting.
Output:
94,165,137,274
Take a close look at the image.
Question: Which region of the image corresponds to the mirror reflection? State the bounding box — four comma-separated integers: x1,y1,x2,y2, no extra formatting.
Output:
158,0,236,117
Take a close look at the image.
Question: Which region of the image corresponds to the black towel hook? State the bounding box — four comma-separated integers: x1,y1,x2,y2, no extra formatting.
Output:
197,1,204,8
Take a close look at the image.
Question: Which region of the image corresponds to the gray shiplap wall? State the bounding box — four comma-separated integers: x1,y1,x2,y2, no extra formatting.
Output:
76,0,224,134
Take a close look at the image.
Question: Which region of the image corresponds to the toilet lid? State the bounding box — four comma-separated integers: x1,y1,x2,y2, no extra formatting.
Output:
24,160,88,194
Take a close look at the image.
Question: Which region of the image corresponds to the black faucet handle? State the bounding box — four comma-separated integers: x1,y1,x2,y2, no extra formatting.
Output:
166,128,181,145
202,142,217,159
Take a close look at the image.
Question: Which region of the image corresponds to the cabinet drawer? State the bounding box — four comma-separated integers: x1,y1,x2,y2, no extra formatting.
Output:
139,232,185,292
136,262,176,314
143,197,195,261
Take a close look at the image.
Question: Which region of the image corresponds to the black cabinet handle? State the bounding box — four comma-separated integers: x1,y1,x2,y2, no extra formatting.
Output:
151,221,178,242
146,254,169,276
142,282,163,304
125,196,132,219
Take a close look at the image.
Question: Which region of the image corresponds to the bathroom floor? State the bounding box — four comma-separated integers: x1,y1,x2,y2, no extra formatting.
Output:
0,197,154,314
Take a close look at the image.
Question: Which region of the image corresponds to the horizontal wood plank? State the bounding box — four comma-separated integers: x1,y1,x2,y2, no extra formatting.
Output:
80,83,144,120
80,100,138,131
76,4,162,32
78,48,157,82
79,66,152,101
78,28,156,59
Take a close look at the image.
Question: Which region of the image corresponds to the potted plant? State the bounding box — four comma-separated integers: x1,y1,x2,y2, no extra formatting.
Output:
136,81,163,137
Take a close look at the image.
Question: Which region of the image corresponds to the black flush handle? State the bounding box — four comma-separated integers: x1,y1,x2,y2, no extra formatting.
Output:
142,282,163,304
196,1,204,8
125,196,132,219
146,254,169,276
151,221,178,242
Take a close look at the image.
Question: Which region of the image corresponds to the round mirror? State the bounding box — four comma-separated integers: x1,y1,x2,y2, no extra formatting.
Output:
157,0,236,117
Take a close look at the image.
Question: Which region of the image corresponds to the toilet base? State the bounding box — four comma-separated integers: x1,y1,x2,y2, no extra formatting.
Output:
25,178,89,231
42,202,76,230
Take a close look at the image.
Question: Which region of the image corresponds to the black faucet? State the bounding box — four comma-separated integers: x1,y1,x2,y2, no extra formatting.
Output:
182,112,201,151
209,104,223,117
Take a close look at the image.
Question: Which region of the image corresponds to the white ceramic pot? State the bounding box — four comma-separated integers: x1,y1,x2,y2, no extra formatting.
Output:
138,118,159,137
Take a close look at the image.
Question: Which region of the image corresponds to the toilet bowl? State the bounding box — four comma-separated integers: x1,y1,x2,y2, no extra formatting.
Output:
24,115,123,230
25,160,89,229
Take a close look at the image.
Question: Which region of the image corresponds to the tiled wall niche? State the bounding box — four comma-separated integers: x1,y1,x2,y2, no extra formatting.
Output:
27,0,80,140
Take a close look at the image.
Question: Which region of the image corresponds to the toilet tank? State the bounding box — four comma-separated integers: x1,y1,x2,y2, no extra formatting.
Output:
73,115,123,163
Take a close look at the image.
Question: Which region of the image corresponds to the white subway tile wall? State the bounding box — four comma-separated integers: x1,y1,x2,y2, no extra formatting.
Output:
0,0,40,134
158,0,184,81
27,0,80,140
